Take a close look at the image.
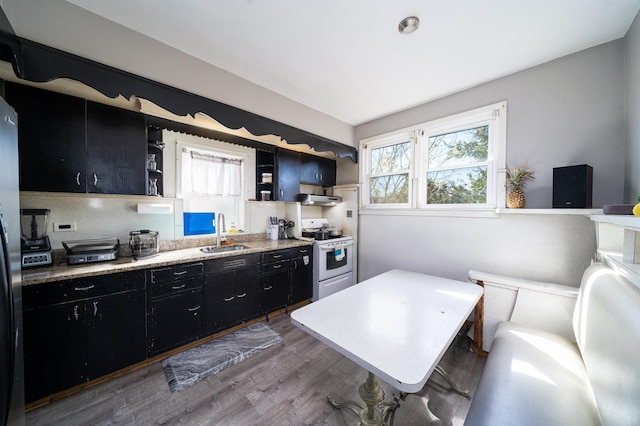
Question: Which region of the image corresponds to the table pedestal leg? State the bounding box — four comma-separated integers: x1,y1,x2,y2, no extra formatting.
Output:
434,365,470,398
328,372,403,426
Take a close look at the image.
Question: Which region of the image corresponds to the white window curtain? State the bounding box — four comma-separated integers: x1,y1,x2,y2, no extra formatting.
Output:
183,149,242,196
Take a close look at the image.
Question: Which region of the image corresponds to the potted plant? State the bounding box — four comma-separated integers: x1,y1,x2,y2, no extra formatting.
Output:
506,162,535,208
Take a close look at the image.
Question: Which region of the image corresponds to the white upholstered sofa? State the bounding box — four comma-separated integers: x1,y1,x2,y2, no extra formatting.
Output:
464,262,640,426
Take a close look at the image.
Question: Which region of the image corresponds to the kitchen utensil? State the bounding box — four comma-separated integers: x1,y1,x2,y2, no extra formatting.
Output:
63,237,120,265
328,228,343,237
129,230,159,258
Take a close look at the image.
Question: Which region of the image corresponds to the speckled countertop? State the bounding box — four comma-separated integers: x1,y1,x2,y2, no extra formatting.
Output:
22,237,314,286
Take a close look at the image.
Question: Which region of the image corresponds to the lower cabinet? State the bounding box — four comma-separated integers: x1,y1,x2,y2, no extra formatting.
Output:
22,271,146,403
260,249,292,314
21,245,314,403
291,246,313,304
203,254,261,334
146,262,204,357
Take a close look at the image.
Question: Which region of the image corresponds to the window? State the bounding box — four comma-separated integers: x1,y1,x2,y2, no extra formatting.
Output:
361,102,506,212
176,136,255,236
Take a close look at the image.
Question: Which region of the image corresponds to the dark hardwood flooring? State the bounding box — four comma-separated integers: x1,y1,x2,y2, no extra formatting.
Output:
26,313,486,425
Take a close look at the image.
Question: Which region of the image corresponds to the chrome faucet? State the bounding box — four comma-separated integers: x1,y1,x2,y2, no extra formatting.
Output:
216,212,226,248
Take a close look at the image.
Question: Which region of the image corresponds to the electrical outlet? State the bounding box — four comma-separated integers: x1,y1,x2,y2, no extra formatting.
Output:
54,222,76,232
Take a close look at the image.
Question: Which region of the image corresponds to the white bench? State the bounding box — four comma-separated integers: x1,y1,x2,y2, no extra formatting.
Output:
464,263,640,426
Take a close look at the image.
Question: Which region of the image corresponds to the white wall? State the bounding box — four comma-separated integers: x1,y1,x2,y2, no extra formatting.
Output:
626,11,640,202
354,40,626,286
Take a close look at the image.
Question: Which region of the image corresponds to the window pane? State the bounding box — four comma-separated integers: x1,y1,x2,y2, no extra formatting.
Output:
428,125,488,168
369,174,409,204
426,166,487,204
371,141,411,174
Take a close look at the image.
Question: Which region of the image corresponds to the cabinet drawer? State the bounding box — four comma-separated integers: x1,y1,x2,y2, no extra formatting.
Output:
148,277,202,299
23,270,146,309
262,249,291,264
149,262,204,284
292,246,313,258
261,259,291,275
204,253,260,274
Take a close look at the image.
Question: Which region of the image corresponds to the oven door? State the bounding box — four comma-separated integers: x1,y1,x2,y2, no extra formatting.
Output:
316,241,353,281
313,271,353,301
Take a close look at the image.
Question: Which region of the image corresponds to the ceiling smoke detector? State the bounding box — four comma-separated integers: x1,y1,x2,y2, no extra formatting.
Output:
398,16,420,34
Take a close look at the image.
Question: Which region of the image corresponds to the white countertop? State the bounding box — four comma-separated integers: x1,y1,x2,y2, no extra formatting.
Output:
290,269,483,393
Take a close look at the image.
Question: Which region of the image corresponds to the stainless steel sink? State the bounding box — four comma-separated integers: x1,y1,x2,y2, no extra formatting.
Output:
200,244,250,254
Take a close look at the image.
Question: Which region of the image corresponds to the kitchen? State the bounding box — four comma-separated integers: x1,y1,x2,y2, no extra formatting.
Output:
0,1,639,425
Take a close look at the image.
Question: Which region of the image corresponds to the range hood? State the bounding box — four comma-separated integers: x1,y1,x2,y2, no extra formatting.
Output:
297,194,342,206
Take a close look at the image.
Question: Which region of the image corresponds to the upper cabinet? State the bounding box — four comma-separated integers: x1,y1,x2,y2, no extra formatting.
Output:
275,149,300,202
6,83,86,193
300,153,336,187
86,102,147,195
5,83,147,195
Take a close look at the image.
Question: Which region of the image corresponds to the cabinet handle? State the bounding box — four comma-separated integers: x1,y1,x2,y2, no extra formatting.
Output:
264,286,273,291
299,249,308,254
272,264,282,269
73,305,79,321
188,305,201,312
273,254,282,259
93,301,99,316
93,173,98,186
74,285,95,292
320,173,323,181
236,293,247,298
173,270,188,276
279,189,284,197
224,296,235,302
171,284,186,290
76,172,81,186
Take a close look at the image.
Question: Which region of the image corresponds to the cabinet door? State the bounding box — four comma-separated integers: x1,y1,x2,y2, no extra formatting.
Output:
291,255,313,304
260,267,290,313
234,265,261,323
300,153,336,186
203,270,237,334
86,102,147,195
148,290,202,356
87,289,146,379
275,149,300,201
6,83,87,193
317,156,337,186
23,302,87,402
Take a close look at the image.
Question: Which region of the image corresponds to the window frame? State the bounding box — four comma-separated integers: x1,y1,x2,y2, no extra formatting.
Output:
360,102,507,213
175,136,255,236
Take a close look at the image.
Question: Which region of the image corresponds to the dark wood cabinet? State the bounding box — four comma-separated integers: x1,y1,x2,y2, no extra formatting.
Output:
203,254,261,334
5,82,87,193
86,102,147,195
147,262,204,356
22,271,146,403
5,82,147,195
260,249,292,313
291,246,313,304
275,149,300,201
300,153,336,186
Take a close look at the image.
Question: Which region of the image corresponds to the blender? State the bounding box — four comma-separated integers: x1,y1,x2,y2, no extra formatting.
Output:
20,208,53,268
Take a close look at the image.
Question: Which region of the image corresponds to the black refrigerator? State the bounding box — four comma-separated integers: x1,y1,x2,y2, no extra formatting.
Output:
0,95,25,425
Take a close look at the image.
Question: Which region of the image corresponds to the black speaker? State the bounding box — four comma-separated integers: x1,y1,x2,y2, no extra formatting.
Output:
553,164,593,208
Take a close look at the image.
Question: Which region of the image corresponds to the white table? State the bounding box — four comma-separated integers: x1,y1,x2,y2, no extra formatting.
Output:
290,269,483,425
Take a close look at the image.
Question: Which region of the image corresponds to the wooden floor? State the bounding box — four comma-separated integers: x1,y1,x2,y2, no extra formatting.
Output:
26,313,486,425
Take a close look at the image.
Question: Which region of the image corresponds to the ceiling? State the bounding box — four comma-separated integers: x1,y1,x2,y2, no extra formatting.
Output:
3,0,640,126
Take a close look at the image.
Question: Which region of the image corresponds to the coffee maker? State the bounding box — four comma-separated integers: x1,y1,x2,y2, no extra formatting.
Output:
20,208,53,268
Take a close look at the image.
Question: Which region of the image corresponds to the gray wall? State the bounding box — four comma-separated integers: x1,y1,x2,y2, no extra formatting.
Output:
357,40,626,209
626,12,640,202
353,39,632,286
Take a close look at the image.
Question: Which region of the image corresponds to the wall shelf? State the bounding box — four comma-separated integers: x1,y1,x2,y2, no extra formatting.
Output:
496,208,602,216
